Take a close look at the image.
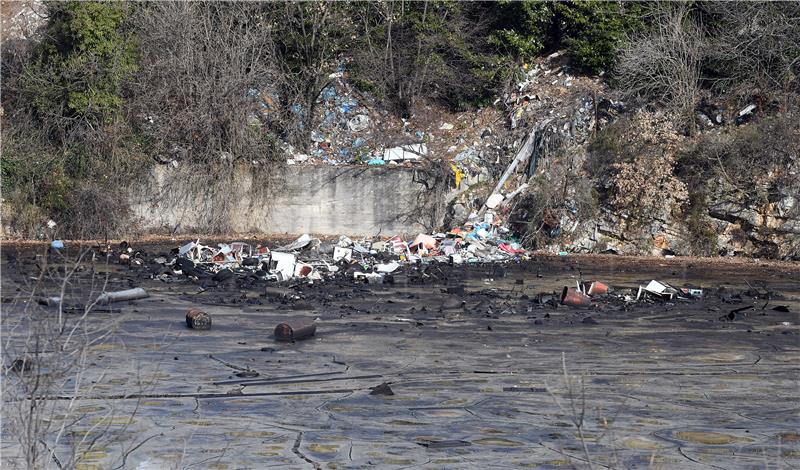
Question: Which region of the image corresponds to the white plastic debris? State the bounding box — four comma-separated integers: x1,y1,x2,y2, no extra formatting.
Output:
383,144,427,162
333,247,352,262
354,271,384,284
738,104,756,117
636,280,678,300
97,288,149,304
179,240,198,256
280,234,317,251
485,193,504,209
347,114,370,132
269,252,296,280
375,262,400,273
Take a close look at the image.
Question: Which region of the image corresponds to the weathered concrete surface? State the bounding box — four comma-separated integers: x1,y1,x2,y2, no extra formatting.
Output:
2,251,799,469
130,165,442,237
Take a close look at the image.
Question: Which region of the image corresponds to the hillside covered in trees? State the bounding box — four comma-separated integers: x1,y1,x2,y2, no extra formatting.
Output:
2,1,799,258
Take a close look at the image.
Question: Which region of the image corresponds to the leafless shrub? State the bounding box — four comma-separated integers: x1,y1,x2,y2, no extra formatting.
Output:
400,160,452,232
677,112,800,208
702,1,800,103
2,248,160,468
61,183,132,241
616,4,706,129
269,2,354,148
130,2,281,165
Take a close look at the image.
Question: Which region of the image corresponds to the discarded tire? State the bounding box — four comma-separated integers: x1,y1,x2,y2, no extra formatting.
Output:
186,308,212,330
274,318,316,341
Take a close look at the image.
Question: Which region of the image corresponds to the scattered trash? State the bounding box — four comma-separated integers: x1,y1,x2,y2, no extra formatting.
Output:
636,280,678,301
264,286,297,300
347,114,370,132
485,194,504,209
354,271,384,284
681,288,704,298
333,247,352,263
50,240,64,250
186,308,212,330
165,212,529,287
375,262,400,273
723,305,753,322
269,252,297,280
274,318,317,341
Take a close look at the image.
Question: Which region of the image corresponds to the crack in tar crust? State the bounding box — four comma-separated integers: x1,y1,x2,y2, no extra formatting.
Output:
292,431,321,470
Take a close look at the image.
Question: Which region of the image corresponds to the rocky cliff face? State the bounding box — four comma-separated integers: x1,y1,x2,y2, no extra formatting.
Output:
476,54,800,260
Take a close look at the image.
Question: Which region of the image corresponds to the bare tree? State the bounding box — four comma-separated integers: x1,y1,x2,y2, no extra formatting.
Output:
616,3,706,129
352,1,503,117
702,1,800,106
268,1,354,148
130,2,281,165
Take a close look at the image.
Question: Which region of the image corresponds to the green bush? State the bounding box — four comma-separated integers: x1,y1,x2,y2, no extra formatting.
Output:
487,1,553,61
23,1,136,125
552,1,644,73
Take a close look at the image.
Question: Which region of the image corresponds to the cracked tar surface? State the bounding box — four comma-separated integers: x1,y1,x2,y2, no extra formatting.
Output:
2,245,799,469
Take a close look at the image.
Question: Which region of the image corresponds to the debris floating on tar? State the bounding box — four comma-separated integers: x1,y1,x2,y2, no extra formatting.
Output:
369,382,394,396
581,280,609,296
96,288,149,304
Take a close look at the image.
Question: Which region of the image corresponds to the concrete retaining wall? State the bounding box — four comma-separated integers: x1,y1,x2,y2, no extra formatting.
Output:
130,165,443,236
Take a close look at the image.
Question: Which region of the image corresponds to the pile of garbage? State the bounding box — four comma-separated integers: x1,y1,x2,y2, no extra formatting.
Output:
555,279,705,308
265,71,432,167
161,226,528,285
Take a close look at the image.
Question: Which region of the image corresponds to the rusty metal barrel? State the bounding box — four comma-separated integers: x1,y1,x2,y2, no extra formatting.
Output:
186,308,212,329
561,287,592,307
274,318,316,341
585,281,609,296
